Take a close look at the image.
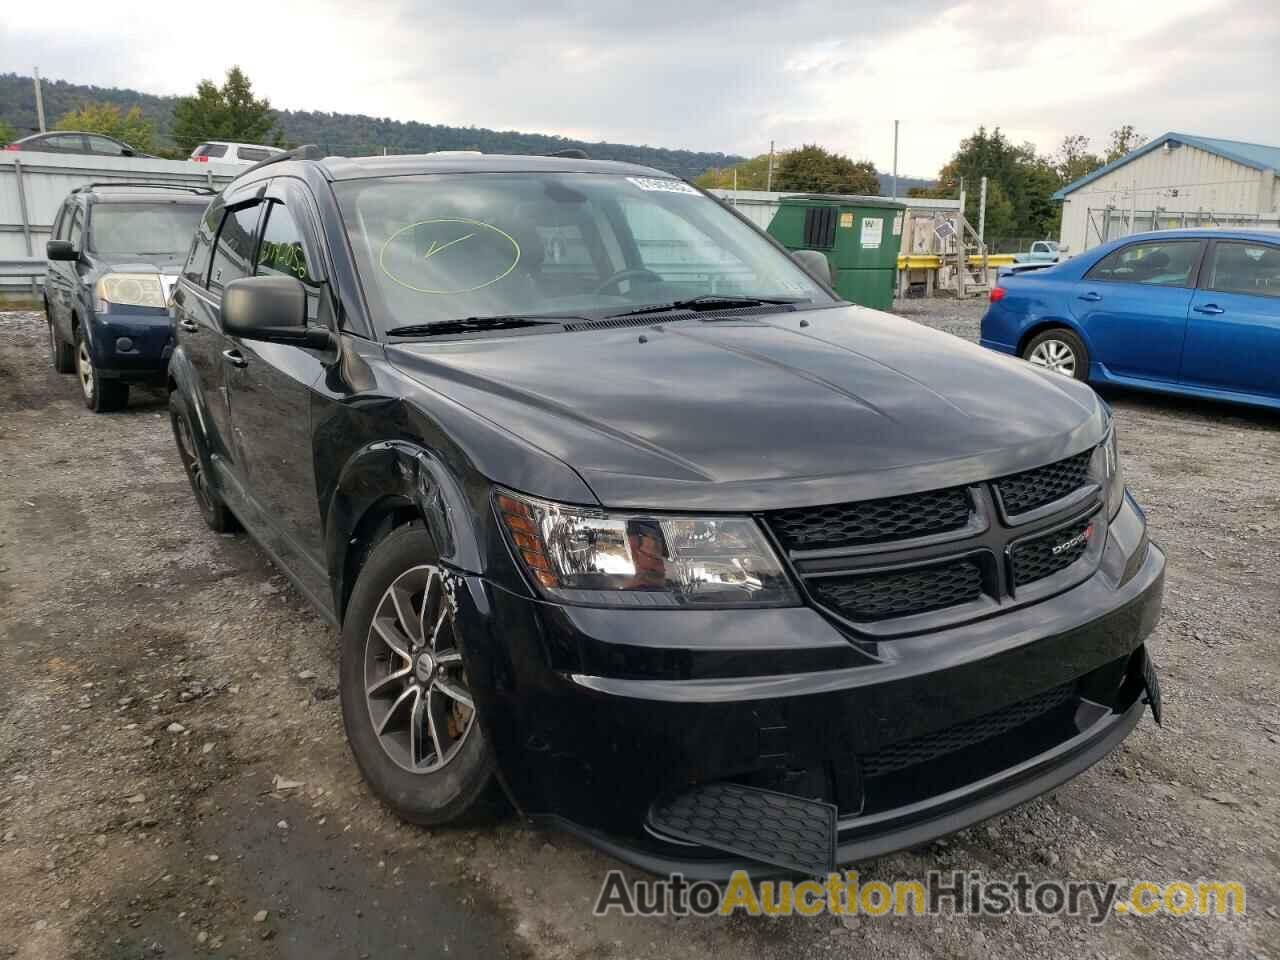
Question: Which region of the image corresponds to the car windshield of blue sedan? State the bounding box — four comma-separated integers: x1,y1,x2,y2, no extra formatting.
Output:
335,173,834,331
89,203,206,256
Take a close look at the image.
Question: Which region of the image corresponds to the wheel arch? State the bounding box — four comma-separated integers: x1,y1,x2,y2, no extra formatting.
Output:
327,441,484,626
1016,317,1088,357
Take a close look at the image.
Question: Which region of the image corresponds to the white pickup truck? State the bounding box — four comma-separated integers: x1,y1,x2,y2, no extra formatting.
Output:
1013,240,1067,264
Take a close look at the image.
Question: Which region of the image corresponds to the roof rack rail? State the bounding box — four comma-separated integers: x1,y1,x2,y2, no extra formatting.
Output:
238,143,325,177
546,148,589,159
71,181,215,195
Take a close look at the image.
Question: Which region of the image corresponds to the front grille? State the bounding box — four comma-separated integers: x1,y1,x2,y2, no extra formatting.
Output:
1011,518,1094,587
809,558,983,622
767,487,971,552
994,449,1093,515
860,682,1075,778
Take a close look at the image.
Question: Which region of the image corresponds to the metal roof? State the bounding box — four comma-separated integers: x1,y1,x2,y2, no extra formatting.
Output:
1052,132,1280,201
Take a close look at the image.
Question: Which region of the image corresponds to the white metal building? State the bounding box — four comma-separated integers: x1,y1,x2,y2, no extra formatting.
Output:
1054,132,1280,253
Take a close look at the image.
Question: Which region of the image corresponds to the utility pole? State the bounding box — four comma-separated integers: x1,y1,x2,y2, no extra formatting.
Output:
33,67,47,133
766,140,774,192
892,120,899,200
978,176,988,244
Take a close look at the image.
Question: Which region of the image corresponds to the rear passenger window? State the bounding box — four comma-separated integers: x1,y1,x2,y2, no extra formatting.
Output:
183,204,220,286
1207,242,1280,298
195,143,228,158
208,204,261,293
256,201,321,321
1085,240,1200,287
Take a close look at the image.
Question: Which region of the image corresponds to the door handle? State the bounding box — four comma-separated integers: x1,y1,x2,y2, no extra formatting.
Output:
222,349,248,368
1077,292,1103,302
1193,304,1224,315
179,318,199,332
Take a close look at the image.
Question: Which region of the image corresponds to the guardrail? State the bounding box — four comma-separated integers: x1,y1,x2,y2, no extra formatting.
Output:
0,257,45,280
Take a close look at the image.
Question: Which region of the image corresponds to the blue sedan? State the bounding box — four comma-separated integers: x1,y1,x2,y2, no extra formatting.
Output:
981,229,1280,410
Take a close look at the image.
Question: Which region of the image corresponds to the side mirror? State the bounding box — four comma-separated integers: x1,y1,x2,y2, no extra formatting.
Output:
792,249,834,286
47,240,79,261
221,276,332,349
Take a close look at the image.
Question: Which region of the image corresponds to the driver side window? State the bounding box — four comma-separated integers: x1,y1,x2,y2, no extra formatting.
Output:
255,201,322,322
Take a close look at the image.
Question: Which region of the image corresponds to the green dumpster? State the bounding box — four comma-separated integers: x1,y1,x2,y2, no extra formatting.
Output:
766,195,906,311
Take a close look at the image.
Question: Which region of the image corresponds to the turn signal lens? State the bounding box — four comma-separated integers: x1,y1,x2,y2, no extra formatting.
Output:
495,489,798,608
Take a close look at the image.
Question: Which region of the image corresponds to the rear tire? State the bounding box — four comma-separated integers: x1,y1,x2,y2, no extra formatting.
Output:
1022,328,1090,382
47,306,74,374
340,525,501,827
75,328,128,411
169,391,238,533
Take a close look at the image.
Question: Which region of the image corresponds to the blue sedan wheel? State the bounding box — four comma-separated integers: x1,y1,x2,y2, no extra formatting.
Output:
1022,329,1090,382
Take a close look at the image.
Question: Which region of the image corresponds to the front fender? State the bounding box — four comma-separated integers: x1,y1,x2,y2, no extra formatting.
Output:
326,440,485,619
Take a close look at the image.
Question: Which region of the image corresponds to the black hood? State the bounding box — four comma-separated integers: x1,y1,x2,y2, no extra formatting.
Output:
388,305,1107,511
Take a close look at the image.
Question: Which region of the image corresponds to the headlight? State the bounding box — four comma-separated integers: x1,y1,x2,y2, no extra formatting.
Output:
495,489,799,607
1103,421,1124,520
95,273,167,312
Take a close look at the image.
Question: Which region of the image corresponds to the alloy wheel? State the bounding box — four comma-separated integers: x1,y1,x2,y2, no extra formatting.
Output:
173,412,214,514
1028,339,1077,377
363,565,475,774
77,340,94,398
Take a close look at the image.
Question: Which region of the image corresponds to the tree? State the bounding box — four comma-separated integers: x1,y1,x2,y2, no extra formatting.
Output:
171,66,279,153
1105,125,1145,163
694,153,776,190
772,145,879,195
55,102,155,153
1053,134,1103,184
0,118,15,146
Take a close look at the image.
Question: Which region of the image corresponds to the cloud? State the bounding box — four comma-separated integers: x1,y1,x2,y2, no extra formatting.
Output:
2,0,1277,173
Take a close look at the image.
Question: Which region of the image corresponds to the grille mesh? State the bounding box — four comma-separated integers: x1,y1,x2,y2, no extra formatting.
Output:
768,488,971,552
995,449,1093,515
1012,519,1094,587
809,558,983,622
860,682,1075,778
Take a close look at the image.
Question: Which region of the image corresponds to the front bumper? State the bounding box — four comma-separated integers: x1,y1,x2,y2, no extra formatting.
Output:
458,495,1165,878
89,308,174,379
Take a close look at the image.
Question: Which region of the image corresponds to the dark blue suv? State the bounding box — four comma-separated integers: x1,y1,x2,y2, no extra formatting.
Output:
44,183,210,411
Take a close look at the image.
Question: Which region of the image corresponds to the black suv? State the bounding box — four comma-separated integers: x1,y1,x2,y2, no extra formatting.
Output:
45,183,210,410
167,148,1164,878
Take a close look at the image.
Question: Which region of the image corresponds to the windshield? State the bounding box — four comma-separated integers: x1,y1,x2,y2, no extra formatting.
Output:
335,173,834,332
89,202,206,256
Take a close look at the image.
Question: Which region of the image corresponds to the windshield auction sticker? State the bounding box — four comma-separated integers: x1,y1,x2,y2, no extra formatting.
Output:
593,870,1247,923
378,218,521,294
626,177,699,195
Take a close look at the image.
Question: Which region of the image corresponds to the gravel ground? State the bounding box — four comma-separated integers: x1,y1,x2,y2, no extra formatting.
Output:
1,301,1278,959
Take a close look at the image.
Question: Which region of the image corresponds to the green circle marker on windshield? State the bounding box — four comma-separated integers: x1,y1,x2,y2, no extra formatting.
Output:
378,218,521,295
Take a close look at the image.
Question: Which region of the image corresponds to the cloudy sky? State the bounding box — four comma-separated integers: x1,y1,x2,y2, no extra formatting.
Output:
4,0,1278,173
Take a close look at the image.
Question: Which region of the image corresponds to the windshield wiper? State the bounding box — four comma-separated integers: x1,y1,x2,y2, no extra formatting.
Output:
602,295,809,320
385,316,575,337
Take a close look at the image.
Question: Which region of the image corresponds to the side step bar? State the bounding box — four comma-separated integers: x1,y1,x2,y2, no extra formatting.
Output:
648,783,837,877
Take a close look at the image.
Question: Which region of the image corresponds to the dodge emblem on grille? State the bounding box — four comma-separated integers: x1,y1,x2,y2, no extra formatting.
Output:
1051,524,1093,556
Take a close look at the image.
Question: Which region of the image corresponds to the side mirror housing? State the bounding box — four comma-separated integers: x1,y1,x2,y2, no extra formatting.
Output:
221,276,332,349
47,240,79,261
792,249,834,286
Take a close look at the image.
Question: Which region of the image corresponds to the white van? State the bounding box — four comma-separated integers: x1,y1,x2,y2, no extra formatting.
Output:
189,142,285,166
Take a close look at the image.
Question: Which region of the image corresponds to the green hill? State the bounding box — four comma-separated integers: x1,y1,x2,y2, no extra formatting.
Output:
0,72,744,180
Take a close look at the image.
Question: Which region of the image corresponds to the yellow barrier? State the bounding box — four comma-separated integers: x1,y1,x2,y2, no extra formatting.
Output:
896,254,1018,269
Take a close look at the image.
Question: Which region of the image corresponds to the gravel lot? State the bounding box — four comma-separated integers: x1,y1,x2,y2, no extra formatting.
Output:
1,300,1277,959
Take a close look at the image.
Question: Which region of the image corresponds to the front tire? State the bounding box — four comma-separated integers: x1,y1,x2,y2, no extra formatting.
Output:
1022,328,1090,381
75,329,128,411
169,391,238,533
340,525,499,826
